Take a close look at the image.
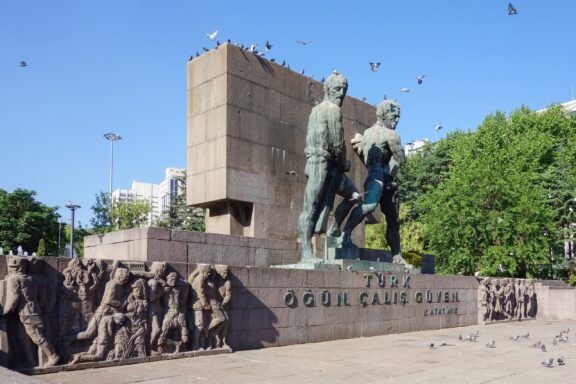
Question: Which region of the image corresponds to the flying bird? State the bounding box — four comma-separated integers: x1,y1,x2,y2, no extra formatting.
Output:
265,40,273,51
435,124,443,133
369,62,381,72
400,88,410,93
296,40,312,45
508,3,518,15
416,74,425,84
19,61,28,68
205,30,218,40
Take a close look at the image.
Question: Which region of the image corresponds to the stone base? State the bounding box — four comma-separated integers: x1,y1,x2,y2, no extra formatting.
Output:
23,347,233,376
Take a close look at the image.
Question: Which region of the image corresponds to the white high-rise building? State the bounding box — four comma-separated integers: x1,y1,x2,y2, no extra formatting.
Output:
405,139,429,157
111,167,185,225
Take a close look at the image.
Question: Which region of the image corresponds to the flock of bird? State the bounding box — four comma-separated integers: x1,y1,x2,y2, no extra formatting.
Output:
429,327,571,369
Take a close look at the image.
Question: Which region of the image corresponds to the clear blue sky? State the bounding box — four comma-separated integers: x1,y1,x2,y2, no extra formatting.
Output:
1,1,574,227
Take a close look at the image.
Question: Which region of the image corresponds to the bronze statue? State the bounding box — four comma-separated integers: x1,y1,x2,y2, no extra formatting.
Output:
297,73,358,261
341,99,406,263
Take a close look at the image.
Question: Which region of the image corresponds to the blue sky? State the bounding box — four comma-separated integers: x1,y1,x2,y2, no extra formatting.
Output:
1,1,575,227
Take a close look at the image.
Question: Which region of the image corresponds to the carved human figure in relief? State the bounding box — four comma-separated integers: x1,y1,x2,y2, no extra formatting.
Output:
69,313,126,364
146,261,167,353
188,264,211,350
297,73,359,262
212,265,232,349
479,278,492,322
121,278,148,358
74,267,130,341
205,265,230,349
341,99,406,263
157,272,189,353
0,257,61,367
516,278,527,319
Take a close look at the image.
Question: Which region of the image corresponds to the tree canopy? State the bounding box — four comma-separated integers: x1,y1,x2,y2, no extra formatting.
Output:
0,188,60,255
366,105,576,278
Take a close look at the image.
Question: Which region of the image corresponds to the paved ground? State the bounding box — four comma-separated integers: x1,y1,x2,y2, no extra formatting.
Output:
32,320,576,384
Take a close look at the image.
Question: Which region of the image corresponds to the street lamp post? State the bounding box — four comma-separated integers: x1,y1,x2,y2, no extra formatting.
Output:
103,132,122,196
65,202,81,258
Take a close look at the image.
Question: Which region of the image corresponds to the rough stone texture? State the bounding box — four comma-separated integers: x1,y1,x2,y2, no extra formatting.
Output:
37,320,576,384
84,228,299,266
187,43,373,248
476,278,576,323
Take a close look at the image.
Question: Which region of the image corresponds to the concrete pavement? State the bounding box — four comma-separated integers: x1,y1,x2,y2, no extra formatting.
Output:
32,320,576,384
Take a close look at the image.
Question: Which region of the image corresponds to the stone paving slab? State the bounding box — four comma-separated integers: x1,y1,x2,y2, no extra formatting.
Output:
36,320,576,384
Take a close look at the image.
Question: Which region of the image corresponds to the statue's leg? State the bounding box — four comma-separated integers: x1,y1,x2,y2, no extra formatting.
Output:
23,323,60,367
380,185,401,258
298,158,328,261
329,175,359,237
342,179,381,247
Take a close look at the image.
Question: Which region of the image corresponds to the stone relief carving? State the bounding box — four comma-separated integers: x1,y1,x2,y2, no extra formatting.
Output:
0,256,233,369
479,277,537,322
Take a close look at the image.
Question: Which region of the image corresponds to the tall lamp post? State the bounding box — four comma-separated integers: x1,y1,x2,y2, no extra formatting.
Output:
103,132,122,196
65,202,81,258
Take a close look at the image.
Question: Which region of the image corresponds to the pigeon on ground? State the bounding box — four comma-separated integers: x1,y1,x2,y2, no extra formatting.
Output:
416,74,425,84
552,338,558,346
458,334,463,341
346,265,354,272
369,266,376,272
286,171,297,176
369,62,381,72
428,342,435,348
265,40,273,51
541,344,547,352
531,341,542,348
486,340,496,348
510,335,520,341
300,69,305,75
281,60,286,67
541,358,553,368
557,356,565,366
558,335,569,343
206,30,218,40
521,333,530,339
195,51,200,57
508,3,518,15
249,44,257,52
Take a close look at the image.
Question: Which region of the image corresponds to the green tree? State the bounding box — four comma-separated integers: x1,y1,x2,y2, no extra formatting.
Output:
0,188,60,255
90,191,111,233
154,175,205,232
109,199,151,230
417,106,575,278
37,238,46,256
